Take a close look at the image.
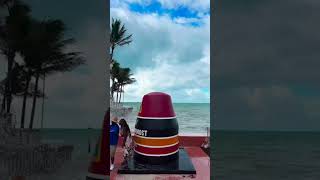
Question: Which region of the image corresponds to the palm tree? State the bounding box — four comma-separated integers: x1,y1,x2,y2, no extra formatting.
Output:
18,18,84,129
109,18,135,104
18,66,44,128
110,61,135,103
0,62,44,128
19,67,31,128
0,0,30,113
110,18,132,64
116,67,135,103
0,0,14,13
0,63,26,97
110,60,120,100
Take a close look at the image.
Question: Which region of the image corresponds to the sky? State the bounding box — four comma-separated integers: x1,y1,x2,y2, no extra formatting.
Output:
1,0,318,130
110,0,210,103
0,0,108,128
214,0,320,130
0,0,210,129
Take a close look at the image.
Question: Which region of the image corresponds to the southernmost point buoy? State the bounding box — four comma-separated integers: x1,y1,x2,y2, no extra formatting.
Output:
134,92,179,164
118,92,196,174
86,109,110,180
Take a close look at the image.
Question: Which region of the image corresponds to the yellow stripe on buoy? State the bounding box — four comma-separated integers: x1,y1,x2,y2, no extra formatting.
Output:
133,135,179,147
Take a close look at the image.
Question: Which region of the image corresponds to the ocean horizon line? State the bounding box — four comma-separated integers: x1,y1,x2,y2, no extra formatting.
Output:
31,128,320,133
213,129,320,133
123,101,210,104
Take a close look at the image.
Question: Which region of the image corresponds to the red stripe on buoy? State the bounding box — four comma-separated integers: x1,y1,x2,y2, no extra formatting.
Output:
138,92,176,118
135,143,179,155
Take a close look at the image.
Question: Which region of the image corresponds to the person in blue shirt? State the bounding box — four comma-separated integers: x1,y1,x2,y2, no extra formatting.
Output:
110,116,120,170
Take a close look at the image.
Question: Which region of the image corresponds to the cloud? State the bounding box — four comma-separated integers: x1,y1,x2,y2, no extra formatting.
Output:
111,0,210,15
0,1,108,128
111,4,210,102
215,0,320,90
37,20,108,128
214,86,310,130
124,46,210,102
158,0,210,13
214,0,320,130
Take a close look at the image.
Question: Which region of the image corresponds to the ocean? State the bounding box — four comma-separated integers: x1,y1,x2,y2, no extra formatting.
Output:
18,130,320,179
10,103,209,179
123,102,211,135
212,130,320,180
12,105,320,179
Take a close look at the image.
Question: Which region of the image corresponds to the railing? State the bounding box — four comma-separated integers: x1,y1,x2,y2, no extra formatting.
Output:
0,144,74,176
0,112,74,177
201,127,210,149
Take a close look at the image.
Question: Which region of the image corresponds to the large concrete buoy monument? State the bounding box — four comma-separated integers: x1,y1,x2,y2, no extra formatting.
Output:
134,92,179,164
118,92,196,175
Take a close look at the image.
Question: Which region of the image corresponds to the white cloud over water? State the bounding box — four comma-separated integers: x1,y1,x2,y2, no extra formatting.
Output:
111,2,210,102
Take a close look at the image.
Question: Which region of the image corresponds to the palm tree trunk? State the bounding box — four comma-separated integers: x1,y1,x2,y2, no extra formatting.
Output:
29,73,40,129
111,78,115,99
3,0,19,113
1,94,6,113
116,89,119,103
122,85,124,103
110,46,115,62
41,75,45,129
119,85,122,103
121,85,123,103
20,73,31,129
115,90,118,102
5,53,15,113
120,85,124,103
122,86,125,102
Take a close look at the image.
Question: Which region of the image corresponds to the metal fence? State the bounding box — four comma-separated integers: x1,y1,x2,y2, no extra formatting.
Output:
0,113,74,177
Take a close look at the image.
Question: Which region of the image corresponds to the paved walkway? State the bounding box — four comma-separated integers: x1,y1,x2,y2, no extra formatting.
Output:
111,147,210,180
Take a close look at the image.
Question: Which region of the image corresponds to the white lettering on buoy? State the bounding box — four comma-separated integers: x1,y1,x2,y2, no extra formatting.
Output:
135,128,148,137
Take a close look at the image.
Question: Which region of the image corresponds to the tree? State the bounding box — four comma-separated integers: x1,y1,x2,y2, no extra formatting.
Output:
19,19,84,129
116,67,135,103
0,62,44,128
110,18,132,64
0,63,26,100
110,60,120,100
111,66,135,103
0,0,30,113
109,18,135,103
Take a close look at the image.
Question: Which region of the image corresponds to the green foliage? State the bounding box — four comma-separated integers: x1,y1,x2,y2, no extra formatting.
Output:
0,0,85,128
109,18,135,103
18,18,85,129
110,18,133,49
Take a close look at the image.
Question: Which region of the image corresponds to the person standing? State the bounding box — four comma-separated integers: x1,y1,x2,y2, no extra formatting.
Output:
119,119,134,160
110,116,119,170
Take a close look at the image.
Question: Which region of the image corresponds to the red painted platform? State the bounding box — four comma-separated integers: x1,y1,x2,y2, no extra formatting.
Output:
111,135,210,180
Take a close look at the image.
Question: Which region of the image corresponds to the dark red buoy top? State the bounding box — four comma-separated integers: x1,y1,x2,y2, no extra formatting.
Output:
138,92,176,118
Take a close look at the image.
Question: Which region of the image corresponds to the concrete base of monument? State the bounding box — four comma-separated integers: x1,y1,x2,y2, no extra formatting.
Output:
118,148,196,174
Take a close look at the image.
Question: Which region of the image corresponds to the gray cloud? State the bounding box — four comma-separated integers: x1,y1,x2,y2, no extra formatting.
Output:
216,0,320,89
214,0,320,130
214,86,312,130
1,0,108,128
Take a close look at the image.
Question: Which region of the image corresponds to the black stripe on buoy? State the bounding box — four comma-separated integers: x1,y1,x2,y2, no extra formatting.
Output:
135,118,178,137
